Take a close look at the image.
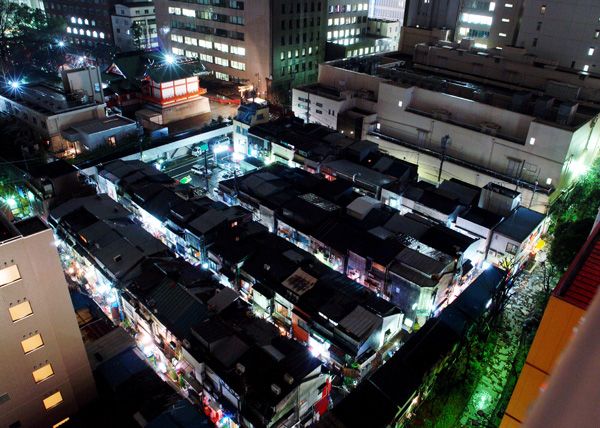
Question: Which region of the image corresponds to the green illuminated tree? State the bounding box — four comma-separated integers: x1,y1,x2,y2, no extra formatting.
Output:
0,0,66,74
548,157,600,271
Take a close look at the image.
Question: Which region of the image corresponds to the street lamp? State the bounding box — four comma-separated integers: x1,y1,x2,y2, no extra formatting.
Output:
164,54,175,65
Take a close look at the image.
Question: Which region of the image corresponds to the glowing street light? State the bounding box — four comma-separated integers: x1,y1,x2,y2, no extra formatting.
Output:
58,41,65,48
164,54,175,65
9,80,20,90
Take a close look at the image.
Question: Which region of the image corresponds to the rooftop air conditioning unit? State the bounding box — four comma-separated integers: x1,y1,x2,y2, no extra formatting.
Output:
271,384,281,395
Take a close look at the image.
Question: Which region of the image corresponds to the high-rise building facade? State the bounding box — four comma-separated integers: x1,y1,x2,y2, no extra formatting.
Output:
516,0,600,72
156,0,328,101
0,215,96,428
368,0,406,21
405,0,461,30
455,0,524,49
271,0,327,101
43,0,117,52
155,0,270,94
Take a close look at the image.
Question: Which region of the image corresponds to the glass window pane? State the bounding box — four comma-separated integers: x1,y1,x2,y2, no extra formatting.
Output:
33,363,54,383
9,301,33,322
21,334,44,354
0,265,21,287
43,391,63,410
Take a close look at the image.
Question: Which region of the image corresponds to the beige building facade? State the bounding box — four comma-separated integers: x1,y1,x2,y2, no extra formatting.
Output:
0,216,96,428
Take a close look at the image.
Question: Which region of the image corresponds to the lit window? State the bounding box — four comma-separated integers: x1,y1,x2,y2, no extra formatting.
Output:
53,418,70,428
546,178,552,185
595,30,600,39
459,27,469,36
77,18,82,24
43,391,63,410
489,2,495,11
33,363,55,383
398,100,403,107
499,32,507,37
529,137,535,145
461,13,493,26
21,333,44,354
85,30,91,36
584,64,590,71
0,265,21,287
70,17,76,23
66,27,72,33
502,18,510,23
588,47,595,56
9,301,33,322
99,32,105,39
540,5,546,14
84,19,88,25
92,31,98,37
504,3,513,7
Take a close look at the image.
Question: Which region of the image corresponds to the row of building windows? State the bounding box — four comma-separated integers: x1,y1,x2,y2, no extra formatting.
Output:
281,31,321,46
69,16,96,26
328,3,368,14
176,0,244,9
327,28,362,40
117,7,154,16
327,16,359,26
171,19,245,41
281,2,322,14
344,46,377,57
281,61,316,76
66,27,106,38
171,34,246,56
169,7,245,25
280,46,318,60
173,48,246,71
281,16,321,30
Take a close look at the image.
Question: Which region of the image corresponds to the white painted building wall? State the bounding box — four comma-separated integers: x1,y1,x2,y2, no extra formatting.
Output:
0,224,96,428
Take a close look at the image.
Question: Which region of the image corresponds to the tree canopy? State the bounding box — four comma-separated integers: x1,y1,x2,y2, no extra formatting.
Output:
548,157,600,271
0,1,66,74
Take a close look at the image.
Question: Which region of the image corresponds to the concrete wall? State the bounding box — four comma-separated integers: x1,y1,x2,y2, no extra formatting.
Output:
0,228,96,428
516,0,600,71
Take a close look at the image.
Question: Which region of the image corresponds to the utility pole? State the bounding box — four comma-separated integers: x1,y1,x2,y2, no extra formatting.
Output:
437,135,451,184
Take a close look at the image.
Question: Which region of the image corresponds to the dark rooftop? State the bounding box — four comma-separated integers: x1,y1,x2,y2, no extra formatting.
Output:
14,216,48,237
494,206,545,242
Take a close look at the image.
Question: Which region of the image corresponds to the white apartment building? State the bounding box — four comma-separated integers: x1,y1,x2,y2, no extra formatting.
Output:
112,2,158,51
368,0,406,21
0,216,95,428
232,99,269,156
311,57,600,213
292,83,376,131
516,0,600,72
367,18,401,52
